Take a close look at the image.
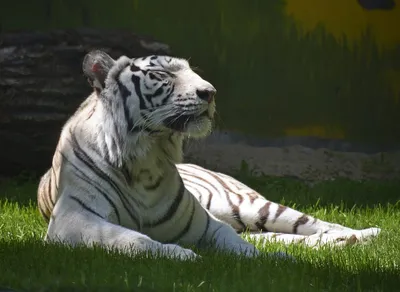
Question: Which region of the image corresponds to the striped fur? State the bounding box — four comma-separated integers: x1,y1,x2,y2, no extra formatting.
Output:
37,50,258,260
38,50,380,260
177,164,381,247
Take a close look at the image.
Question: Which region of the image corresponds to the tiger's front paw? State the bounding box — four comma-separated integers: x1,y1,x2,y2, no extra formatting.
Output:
228,243,260,258
160,244,199,261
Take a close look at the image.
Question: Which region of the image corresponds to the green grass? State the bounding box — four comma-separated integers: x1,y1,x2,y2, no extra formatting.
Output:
0,175,399,292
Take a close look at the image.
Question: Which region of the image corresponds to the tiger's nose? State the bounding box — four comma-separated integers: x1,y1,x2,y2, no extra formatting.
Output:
196,88,216,103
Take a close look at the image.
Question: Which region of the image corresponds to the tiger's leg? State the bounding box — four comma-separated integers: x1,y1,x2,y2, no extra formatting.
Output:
194,204,293,260
46,189,198,260
236,192,380,248
181,168,380,249
236,196,380,248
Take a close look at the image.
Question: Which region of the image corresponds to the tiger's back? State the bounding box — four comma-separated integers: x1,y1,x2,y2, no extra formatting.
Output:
38,94,98,222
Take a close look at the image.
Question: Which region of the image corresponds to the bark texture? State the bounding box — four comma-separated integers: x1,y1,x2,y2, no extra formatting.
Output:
0,28,171,176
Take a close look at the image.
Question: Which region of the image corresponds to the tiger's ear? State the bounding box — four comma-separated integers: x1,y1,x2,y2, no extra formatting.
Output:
83,50,115,92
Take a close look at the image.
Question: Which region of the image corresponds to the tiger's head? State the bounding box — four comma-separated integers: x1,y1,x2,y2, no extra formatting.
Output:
83,50,216,139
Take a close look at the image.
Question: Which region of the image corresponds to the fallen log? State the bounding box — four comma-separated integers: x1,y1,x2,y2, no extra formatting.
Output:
0,28,171,176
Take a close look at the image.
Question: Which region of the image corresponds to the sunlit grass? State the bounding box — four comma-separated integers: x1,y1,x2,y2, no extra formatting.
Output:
0,176,399,291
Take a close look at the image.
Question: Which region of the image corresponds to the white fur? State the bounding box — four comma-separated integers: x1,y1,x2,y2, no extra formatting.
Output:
41,52,257,260
178,163,381,248
39,52,380,263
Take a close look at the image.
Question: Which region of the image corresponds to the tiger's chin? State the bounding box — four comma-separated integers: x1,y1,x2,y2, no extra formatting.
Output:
163,110,214,139
185,116,213,139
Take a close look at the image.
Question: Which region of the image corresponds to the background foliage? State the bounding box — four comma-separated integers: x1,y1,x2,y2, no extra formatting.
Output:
1,0,400,148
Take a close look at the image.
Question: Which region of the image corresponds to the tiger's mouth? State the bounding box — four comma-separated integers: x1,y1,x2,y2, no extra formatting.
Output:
163,110,211,132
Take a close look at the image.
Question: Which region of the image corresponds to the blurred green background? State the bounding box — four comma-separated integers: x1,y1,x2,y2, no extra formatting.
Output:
2,0,400,149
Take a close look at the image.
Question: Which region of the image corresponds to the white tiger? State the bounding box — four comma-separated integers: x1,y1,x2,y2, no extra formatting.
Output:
37,50,380,260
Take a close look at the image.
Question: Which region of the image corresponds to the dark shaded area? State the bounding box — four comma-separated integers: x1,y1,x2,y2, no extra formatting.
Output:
234,168,400,210
0,1,399,178
358,0,395,10
0,29,171,177
200,130,400,154
0,239,399,292
1,173,399,210
0,176,39,207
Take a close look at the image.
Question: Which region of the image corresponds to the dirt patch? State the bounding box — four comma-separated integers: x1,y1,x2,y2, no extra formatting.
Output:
184,142,400,181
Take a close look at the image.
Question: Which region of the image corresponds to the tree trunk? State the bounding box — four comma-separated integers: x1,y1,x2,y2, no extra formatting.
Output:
0,28,172,177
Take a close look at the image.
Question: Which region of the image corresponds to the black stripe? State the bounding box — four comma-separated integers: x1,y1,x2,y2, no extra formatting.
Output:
293,215,309,234
38,204,50,222
163,71,176,78
51,166,59,196
71,141,139,217
131,74,147,110
137,169,163,191
178,170,214,210
113,121,124,149
77,174,121,223
100,140,110,162
116,78,134,131
121,164,132,185
41,174,53,218
113,63,136,132
111,137,118,157
47,171,54,207
230,202,246,231
144,96,155,108
148,72,162,81
69,132,140,227
159,84,174,105
273,205,287,223
144,176,163,191
205,225,223,248
144,180,185,227
205,192,212,210
207,172,247,231
182,175,213,210
168,196,196,243
69,195,104,219
151,86,164,98
197,213,210,246
130,63,141,72
86,140,102,158
60,152,121,224
156,72,170,79
256,202,271,232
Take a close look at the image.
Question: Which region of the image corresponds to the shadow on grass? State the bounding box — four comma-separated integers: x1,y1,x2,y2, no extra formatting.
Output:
0,175,39,207
1,171,400,210
0,239,398,292
234,171,400,210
